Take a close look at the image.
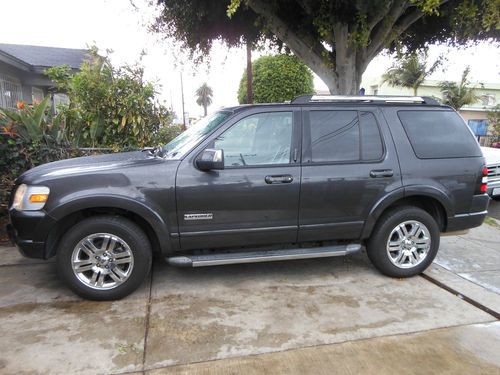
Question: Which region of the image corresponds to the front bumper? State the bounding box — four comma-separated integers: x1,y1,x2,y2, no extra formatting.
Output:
487,179,500,197
446,194,490,232
8,209,56,259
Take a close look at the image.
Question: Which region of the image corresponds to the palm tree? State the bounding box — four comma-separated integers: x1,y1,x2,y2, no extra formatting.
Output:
439,67,479,110
195,83,213,117
382,51,440,96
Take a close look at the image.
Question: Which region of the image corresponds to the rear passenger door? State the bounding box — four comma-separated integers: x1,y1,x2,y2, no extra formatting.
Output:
298,107,402,241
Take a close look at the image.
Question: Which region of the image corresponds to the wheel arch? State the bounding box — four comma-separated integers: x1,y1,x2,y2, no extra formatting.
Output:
361,187,451,239
45,196,173,258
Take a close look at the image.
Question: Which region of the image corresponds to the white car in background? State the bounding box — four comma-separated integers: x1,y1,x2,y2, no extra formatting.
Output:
481,146,500,199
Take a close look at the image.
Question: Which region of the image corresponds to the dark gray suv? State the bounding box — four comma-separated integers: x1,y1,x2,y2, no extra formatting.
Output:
7,95,490,300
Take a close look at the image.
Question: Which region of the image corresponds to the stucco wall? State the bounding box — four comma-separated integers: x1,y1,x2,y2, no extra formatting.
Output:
0,61,50,105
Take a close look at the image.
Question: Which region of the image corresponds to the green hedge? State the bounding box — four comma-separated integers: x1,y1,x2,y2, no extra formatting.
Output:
238,54,314,104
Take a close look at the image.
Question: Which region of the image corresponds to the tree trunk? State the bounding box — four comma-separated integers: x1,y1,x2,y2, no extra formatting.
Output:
203,104,207,117
330,24,365,95
246,0,368,96
246,42,253,104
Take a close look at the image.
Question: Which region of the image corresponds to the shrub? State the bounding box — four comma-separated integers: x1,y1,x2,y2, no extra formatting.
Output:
46,47,173,149
0,98,74,217
238,54,314,104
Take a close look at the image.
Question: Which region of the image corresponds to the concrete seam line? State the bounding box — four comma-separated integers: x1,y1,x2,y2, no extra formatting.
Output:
421,273,500,320
140,321,497,373
141,268,154,374
457,235,500,253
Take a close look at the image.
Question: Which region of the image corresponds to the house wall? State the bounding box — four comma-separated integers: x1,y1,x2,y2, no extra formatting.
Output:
0,61,50,106
361,78,499,135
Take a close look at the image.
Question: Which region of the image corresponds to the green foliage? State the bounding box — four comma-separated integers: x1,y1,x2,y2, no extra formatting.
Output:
439,67,480,110
0,99,74,215
150,124,184,145
0,96,66,144
237,54,314,104
382,50,441,95
487,105,500,135
153,0,263,63
46,48,172,149
154,0,499,94
195,83,214,116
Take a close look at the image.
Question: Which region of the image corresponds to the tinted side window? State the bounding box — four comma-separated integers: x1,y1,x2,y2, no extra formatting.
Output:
214,112,293,167
360,111,383,160
309,111,359,162
398,110,482,159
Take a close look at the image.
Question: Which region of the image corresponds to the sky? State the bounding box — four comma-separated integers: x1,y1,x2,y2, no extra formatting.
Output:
1,0,499,119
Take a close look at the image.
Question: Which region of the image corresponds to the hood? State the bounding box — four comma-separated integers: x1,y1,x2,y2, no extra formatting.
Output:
18,151,163,184
481,147,500,166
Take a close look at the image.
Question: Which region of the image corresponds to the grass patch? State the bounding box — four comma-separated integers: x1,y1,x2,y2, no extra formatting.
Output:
484,216,500,229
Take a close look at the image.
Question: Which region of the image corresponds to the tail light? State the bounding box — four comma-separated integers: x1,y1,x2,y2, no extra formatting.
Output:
478,166,488,194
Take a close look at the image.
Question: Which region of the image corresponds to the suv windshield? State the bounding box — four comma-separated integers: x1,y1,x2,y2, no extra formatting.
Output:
163,111,231,159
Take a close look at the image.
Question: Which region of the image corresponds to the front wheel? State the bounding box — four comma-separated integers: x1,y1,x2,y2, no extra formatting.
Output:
367,206,440,278
57,216,152,300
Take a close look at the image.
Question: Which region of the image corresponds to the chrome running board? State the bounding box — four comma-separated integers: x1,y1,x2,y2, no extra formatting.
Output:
167,244,362,267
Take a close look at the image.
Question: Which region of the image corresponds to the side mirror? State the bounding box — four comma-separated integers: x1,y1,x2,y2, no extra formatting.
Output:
196,148,224,171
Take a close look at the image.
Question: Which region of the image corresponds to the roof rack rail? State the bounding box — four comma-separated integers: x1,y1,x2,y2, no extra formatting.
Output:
291,95,440,105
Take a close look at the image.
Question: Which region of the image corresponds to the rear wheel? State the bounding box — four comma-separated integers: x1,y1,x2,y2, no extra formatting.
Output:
57,216,152,300
367,206,440,278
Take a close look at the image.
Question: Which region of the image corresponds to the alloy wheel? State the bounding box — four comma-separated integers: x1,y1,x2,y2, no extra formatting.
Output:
71,233,134,290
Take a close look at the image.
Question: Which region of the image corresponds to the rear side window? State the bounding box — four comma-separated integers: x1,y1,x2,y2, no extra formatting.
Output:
360,112,383,160
398,110,481,159
307,110,384,163
309,111,359,162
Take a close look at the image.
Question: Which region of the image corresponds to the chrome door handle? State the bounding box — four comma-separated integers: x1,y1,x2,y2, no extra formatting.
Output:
265,175,294,184
370,169,394,178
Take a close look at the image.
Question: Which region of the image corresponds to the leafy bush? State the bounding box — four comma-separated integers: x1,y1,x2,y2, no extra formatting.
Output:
0,99,74,216
151,124,183,146
0,96,181,219
238,54,314,104
46,47,173,149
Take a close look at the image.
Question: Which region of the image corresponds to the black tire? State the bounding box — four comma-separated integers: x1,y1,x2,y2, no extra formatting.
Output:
57,216,152,300
366,206,440,278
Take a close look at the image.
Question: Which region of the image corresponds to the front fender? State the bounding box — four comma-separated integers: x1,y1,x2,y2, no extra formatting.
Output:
47,195,173,254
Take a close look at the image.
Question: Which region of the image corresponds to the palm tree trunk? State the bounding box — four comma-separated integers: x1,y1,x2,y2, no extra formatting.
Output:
203,104,207,117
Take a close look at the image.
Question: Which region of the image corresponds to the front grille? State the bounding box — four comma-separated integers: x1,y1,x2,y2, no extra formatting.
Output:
487,164,500,182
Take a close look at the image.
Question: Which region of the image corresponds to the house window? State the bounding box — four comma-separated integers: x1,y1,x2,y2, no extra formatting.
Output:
468,119,489,136
32,87,44,103
480,94,495,106
0,74,23,109
371,85,379,95
53,93,70,113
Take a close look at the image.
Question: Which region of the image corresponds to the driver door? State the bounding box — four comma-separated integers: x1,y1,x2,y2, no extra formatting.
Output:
175,109,301,250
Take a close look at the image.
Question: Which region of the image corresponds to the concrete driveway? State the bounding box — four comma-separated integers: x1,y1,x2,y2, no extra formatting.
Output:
488,198,500,221
0,220,499,374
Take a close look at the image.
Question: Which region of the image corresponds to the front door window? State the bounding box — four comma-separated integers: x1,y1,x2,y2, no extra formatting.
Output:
214,112,293,167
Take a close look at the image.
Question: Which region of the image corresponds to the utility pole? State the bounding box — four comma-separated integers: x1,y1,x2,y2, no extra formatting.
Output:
180,72,186,130
246,42,253,104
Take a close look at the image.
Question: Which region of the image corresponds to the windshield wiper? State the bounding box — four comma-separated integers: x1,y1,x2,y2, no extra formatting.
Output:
142,147,164,158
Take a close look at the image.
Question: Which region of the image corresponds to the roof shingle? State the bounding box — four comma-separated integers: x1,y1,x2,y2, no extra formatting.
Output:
0,43,87,69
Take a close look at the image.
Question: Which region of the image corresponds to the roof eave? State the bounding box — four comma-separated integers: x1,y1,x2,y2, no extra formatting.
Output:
0,50,32,71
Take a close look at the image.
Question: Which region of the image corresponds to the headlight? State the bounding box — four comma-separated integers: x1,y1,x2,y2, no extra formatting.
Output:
12,184,50,211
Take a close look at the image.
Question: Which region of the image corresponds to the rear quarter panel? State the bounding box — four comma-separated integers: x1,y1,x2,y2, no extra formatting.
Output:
381,106,485,216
